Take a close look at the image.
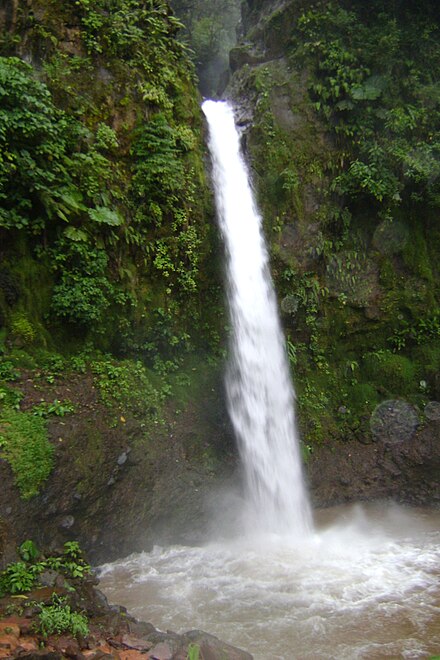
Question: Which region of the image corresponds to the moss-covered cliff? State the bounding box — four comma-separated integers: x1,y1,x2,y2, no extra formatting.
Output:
0,0,221,356
227,0,440,464
0,0,235,563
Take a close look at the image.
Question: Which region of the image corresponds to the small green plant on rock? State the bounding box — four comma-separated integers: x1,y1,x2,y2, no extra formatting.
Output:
0,561,40,595
0,541,90,597
187,643,200,660
19,539,39,562
32,399,76,418
37,595,89,638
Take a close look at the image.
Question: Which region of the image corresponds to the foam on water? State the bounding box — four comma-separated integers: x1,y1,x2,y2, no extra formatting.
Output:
99,505,440,659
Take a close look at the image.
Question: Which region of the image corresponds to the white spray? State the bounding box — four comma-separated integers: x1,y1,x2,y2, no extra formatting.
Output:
202,100,312,536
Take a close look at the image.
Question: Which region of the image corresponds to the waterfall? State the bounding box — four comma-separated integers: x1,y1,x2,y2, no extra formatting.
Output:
202,100,312,536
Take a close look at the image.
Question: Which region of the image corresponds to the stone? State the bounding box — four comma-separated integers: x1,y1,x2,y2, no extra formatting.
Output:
16,638,39,652
121,634,152,651
0,621,20,637
39,569,61,587
60,515,75,529
183,631,253,660
117,452,127,466
0,633,19,651
148,642,173,660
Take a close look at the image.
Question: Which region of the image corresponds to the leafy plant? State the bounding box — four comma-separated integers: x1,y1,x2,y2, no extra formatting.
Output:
32,399,75,418
37,595,89,638
187,643,200,660
296,2,440,210
0,561,39,595
0,360,19,381
0,384,23,410
0,542,90,597
19,540,39,562
90,356,162,418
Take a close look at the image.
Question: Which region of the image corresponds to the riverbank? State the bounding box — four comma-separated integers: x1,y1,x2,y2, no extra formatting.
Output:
0,570,253,660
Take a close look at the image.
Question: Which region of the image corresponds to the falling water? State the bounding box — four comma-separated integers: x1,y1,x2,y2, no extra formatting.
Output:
202,100,311,536
99,101,440,660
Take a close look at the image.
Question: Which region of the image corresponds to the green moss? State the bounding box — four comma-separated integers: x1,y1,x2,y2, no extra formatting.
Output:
402,224,433,282
0,408,53,499
362,349,416,395
379,258,398,288
412,341,440,377
296,372,338,445
10,313,36,346
345,382,379,412
73,423,104,491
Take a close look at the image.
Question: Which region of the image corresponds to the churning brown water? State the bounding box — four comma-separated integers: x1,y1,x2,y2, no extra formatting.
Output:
99,504,440,659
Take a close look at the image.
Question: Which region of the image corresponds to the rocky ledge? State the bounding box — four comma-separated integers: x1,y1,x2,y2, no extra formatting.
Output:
0,575,252,660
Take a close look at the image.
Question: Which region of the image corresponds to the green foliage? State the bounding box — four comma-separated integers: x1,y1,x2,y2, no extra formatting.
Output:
129,115,204,299
187,643,201,660
37,595,89,639
362,349,416,395
19,540,39,562
0,0,216,359
0,384,23,409
388,313,440,351
0,561,39,595
0,408,53,499
0,57,76,231
0,57,118,232
32,399,75,418
90,356,162,417
48,240,134,328
0,541,91,597
296,3,440,210
0,360,19,381
44,542,91,580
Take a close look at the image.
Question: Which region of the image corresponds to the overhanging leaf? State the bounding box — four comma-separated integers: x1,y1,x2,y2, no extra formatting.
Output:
88,206,124,226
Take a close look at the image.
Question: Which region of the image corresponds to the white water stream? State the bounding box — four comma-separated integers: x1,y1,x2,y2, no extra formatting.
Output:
201,99,311,536
99,102,440,658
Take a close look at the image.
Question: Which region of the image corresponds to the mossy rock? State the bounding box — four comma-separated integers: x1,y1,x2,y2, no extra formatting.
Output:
362,350,416,396
344,382,379,414
412,341,440,382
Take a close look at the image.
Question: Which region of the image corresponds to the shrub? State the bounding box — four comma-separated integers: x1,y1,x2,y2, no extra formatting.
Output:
0,541,90,597
0,561,39,595
37,596,89,638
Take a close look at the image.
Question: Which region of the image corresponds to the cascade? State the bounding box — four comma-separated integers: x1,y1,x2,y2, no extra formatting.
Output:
202,99,312,536
99,102,440,660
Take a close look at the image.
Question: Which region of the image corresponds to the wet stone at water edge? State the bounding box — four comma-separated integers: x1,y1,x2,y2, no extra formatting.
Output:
370,400,419,444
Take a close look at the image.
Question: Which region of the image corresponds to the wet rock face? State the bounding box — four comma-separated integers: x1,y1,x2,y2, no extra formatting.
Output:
0,0,85,62
308,419,440,508
0,369,237,566
0,0,19,33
